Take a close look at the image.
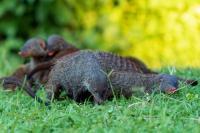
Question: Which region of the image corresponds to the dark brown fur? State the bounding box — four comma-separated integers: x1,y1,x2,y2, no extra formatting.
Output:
0,38,48,91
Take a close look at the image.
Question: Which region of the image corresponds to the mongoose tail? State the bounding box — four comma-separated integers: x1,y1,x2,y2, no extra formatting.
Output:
177,77,198,86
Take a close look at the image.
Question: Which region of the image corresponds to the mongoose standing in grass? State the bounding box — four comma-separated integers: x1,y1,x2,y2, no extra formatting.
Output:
0,38,49,91
26,50,190,105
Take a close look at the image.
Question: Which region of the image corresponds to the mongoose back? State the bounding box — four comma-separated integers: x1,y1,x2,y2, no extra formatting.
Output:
27,51,157,80
94,52,153,73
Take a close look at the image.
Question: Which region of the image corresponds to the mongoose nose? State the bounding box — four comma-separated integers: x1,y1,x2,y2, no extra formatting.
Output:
48,51,55,56
18,51,29,57
165,87,177,94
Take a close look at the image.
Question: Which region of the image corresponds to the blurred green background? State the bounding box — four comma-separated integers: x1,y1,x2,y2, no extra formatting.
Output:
0,0,200,68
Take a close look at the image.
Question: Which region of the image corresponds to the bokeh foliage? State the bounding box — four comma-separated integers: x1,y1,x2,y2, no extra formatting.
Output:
0,0,200,68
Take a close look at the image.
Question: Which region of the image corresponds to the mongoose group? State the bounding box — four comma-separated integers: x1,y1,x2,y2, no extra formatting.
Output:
0,35,198,105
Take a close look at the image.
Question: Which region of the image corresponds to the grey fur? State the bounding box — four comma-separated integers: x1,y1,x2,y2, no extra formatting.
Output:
43,50,178,104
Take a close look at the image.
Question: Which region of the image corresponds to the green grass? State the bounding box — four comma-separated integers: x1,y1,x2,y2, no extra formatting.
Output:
0,48,200,133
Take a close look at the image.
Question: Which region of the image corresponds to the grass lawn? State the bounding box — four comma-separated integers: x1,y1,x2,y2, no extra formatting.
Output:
0,50,200,133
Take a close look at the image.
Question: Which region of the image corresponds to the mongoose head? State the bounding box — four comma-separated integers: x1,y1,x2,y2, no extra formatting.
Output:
158,74,179,94
18,38,47,58
47,34,70,56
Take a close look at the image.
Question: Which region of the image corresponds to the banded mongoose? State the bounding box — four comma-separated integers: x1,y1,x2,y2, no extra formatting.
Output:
28,49,197,87
0,38,49,91
26,50,189,105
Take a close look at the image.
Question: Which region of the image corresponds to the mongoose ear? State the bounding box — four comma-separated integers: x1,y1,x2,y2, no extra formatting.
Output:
39,40,46,49
185,80,198,86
